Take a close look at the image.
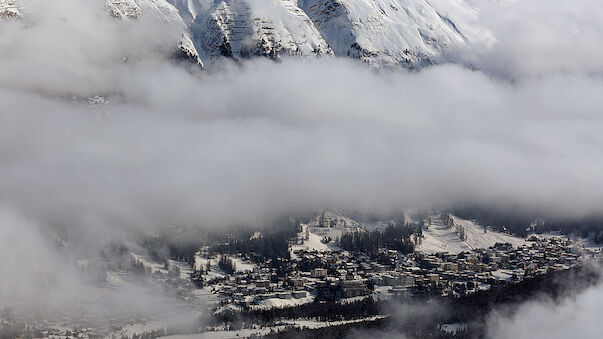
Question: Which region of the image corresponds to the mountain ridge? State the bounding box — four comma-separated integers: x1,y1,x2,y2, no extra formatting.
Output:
1,0,493,68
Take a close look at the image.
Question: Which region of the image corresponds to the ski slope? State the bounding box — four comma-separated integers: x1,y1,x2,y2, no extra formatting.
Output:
417,215,526,254
290,211,360,254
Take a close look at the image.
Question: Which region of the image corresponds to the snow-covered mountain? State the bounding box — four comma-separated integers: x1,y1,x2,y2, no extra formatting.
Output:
299,0,493,66
166,0,492,66
2,0,494,68
191,0,333,61
107,0,204,66
171,0,492,66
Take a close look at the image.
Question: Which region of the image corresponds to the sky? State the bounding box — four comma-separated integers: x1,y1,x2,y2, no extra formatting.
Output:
1,0,603,333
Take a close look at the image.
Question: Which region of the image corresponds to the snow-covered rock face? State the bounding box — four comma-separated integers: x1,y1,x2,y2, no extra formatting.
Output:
196,0,333,60
106,0,204,66
299,0,493,66
106,0,143,19
168,0,213,24
169,0,491,67
0,0,22,19
3,0,492,68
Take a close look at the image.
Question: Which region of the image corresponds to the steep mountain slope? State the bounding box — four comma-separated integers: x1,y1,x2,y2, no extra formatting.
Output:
190,0,333,60
299,0,493,66
107,0,204,66
167,0,213,24
4,0,493,68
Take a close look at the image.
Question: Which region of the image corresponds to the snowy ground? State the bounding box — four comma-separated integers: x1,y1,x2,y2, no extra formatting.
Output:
490,269,516,282
161,327,281,339
169,259,195,280
279,315,386,329
131,253,170,275
290,226,337,253
254,295,314,308
538,233,603,251
193,253,227,280
131,253,195,280
362,220,392,232
417,215,526,254
290,210,363,255
292,212,527,255
160,315,386,339
229,256,255,273
120,320,166,338
105,271,125,286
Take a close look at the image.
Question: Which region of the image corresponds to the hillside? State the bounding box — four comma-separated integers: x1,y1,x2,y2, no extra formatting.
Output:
107,0,204,65
300,0,493,66
417,215,526,254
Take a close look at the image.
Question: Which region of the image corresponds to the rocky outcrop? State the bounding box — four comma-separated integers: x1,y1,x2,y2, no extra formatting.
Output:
299,0,493,67
194,0,333,60
0,0,22,19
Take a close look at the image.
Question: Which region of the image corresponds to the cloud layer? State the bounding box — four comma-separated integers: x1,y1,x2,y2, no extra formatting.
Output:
1,0,603,322
470,0,603,78
2,61,603,234
487,277,603,339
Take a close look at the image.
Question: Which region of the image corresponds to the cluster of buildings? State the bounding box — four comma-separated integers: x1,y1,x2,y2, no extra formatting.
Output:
193,235,600,308
0,317,108,339
3,233,601,338
393,236,594,297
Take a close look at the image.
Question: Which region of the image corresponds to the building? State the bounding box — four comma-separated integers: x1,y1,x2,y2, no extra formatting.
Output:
311,268,328,278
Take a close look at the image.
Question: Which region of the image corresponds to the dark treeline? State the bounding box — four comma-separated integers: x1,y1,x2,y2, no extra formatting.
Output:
218,255,236,275
209,218,301,262
213,298,382,327
259,316,463,339
452,205,603,241
339,222,421,255
537,218,603,243
141,226,209,266
452,206,533,237
137,217,306,267
259,317,389,339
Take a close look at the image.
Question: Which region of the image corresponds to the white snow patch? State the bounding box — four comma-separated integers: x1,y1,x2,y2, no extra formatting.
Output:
490,269,515,282
256,295,314,308
417,215,526,254
0,0,21,19
228,256,255,273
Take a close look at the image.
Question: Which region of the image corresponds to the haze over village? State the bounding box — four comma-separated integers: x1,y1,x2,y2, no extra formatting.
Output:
2,1,603,338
